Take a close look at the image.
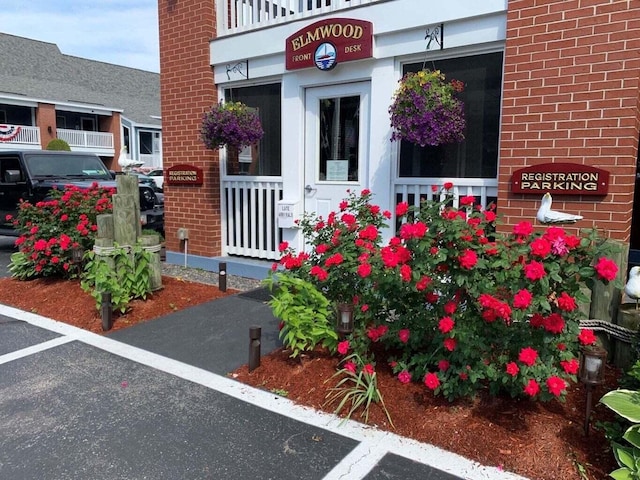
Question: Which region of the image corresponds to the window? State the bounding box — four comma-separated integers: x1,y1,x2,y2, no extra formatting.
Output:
224,83,281,176
139,131,154,154
123,126,130,154
398,52,503,179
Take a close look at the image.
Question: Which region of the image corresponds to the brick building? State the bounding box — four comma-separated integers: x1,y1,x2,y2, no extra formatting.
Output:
0,33,163,169
158,0,640,278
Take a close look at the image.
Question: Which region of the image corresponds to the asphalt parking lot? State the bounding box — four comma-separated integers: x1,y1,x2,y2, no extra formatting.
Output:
0,235,525,479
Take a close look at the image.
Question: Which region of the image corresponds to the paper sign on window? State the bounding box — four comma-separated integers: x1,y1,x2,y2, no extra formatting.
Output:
326,160,349,181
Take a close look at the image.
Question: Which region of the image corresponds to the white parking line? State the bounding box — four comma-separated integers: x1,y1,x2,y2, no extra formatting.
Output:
0,303,527,480
0,336,74,365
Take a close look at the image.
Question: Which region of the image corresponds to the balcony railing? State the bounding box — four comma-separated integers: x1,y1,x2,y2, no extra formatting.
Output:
57,129,114,149
0,125,40,147
218,0,381,35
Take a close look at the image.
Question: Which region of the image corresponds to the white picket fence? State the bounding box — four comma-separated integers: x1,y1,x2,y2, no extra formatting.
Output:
222,177,497,260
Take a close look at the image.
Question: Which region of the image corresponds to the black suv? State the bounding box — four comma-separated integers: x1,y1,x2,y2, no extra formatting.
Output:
0,150,164,236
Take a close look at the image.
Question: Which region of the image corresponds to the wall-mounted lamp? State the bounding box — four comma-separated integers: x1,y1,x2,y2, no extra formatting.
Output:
47,126,52,134
579,344,607,435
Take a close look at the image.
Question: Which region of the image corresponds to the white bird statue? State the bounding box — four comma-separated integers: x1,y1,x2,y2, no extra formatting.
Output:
536,192,583,224
118,145,144,172
625,266,640,309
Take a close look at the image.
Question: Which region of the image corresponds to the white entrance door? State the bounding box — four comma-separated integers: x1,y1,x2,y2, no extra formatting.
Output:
304,82,370,220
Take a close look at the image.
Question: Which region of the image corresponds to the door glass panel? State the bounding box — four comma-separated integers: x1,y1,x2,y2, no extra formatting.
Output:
318,95,359,182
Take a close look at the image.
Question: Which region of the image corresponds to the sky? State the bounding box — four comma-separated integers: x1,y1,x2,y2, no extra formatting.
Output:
2,0,160,73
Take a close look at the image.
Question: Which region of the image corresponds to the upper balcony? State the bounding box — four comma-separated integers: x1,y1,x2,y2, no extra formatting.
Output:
217,0,383,36
57,129,114,156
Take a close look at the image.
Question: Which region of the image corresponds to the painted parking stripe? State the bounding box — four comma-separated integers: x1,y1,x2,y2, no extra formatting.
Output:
0,335,74,365
0,303,526,480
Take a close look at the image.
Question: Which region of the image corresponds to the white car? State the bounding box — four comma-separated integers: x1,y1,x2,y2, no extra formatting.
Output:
147,169,165,189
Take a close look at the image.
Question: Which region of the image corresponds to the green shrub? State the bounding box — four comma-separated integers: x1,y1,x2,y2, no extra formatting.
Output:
46,138,71,151
264,274,337,358
81,244,152,314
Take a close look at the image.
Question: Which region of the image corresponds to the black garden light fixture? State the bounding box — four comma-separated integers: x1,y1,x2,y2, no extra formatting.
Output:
336,302,354,336
71,246,85,276
578,344,607,435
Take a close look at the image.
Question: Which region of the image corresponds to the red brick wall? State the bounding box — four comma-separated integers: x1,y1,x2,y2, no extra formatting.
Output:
158,0,219,255
36,103,56,148
498,0,640,241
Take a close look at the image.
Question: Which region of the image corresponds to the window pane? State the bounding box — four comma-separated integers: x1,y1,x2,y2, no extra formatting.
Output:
318,95,359,181
139,131,153,154
398,52,503,178
224,83,281,176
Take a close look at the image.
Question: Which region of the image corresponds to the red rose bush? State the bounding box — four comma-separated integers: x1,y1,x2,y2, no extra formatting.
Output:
269,186,620,405
8,183,114,279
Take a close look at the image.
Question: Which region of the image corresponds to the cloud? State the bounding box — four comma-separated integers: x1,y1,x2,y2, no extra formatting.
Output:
2,1,159,72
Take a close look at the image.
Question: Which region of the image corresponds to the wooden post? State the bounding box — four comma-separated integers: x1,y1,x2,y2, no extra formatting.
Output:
116,174,141,238
93,238,115,270
112,193,137,247
96,214,114,240
140,234,163,291
589,240,629,355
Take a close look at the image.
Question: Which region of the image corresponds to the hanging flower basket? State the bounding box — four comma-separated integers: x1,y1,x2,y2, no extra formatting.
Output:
200,101,264,150
388,70,466,147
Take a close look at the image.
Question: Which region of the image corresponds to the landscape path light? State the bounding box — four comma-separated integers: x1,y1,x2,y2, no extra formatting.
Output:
578,344,607,435
336,302,354,337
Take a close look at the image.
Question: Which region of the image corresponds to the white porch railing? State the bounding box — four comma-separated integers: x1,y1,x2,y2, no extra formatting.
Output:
0,125,40,146
57,129,114,149
223,178,283,260
218,0,382,35
394,178,499,210
139,154,162,168
221,176,497,261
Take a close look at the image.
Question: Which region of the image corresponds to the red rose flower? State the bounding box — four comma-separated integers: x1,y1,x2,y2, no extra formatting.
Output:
546,376,566,396
443,337,457,351
524,261,546,281
424,372,440,390
513,289,533,309
560,358,579,375
398,370,412,384
594,257,618,282
459,249,478,269
518,347,538,366
557,292,577,312
524,379,540,397
337,340,350,355
398,329,410,343
505,362,519,377
578,329,597,345
438,317,455,334
396,202,409,216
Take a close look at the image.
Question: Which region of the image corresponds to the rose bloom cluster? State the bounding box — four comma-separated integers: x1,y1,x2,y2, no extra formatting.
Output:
9,183,114,279
273,185,620,402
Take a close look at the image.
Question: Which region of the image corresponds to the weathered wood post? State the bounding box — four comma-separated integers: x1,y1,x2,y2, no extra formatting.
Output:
589,239,628,358
94,213,115,270
114,175,139,245
140,233,163,291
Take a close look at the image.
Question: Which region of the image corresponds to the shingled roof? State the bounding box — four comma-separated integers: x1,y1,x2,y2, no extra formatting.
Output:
0,33,160,127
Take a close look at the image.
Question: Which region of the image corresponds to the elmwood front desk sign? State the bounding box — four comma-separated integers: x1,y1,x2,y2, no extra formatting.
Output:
166,164,204,186
512,163,609,196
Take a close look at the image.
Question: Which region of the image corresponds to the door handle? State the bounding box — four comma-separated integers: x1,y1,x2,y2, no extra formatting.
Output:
305,185,315,193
